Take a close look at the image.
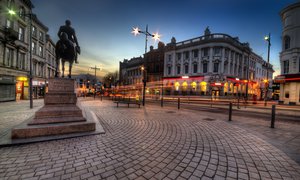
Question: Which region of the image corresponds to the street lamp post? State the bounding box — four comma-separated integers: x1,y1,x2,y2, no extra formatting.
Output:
141,66,147,106
90,65,100,99
9,9,33,108
131,25,160,106
264,33,271,107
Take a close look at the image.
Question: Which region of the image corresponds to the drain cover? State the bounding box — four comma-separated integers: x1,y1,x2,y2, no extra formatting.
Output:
203,118,215,121
166,111,176,113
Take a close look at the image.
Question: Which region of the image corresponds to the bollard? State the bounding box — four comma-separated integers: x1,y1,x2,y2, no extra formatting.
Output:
237,98,240,109
100,95,102,101
271,105,276,128
161,97,163,107
178,97,180,109
229,102,232,121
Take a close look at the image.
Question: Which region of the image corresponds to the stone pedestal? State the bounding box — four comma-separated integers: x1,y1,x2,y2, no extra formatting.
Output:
12,78,96,139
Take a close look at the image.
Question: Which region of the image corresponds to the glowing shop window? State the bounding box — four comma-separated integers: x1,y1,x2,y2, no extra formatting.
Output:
175,82,180,91
200,81,207,92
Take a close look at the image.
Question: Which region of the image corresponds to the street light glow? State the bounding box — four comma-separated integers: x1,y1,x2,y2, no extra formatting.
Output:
8,9,16,15
264,35,270,42
131,27,140,36
152,32,160,41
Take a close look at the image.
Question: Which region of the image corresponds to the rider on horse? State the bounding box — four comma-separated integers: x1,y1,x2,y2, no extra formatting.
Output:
57,20,80,63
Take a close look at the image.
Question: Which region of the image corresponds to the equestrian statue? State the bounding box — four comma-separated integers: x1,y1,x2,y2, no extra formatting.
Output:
55,20,80,78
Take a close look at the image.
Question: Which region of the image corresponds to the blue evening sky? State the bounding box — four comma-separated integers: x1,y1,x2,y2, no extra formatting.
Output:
31,0,298,78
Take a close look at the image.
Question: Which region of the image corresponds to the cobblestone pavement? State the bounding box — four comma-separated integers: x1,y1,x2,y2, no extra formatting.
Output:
0,99,300,179
0,100,44,139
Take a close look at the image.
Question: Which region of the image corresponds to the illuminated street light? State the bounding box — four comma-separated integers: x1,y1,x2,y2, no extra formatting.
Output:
9,9,34,108
141,66,147,106
131,25,161,54
132,25,161,106
264,33,271,106
8,9,16,15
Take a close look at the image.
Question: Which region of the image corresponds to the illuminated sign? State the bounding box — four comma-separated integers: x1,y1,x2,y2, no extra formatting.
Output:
182,76,189,79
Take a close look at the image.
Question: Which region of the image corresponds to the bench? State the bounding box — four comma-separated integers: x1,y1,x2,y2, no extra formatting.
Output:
114,101,141,108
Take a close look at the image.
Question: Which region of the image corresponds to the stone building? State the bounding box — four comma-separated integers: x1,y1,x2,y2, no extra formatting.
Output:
163,28,273,97
277,2,300,105
119,56,143,86
31,14,49,98
0,0,56,102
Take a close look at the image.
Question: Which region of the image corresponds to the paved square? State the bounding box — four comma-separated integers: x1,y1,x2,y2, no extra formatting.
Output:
0,99,299,179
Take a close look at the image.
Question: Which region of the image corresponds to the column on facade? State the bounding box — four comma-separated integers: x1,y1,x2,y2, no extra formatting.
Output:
197,48,201,73
172,53,176,76
221,48,225,74
236,53,240,77
227,50,231,75
232,52,235,75
209,47,213,72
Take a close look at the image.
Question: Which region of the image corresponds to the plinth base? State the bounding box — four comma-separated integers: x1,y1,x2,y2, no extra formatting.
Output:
11,78,98,140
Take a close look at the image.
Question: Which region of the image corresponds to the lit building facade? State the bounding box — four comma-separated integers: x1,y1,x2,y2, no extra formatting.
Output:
119,56,144,86
277,2,300,105
0,0,56,102
0,0,33,101
163,28,273,98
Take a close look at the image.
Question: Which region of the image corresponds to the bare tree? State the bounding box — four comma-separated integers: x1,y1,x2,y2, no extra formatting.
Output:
103,71,119,88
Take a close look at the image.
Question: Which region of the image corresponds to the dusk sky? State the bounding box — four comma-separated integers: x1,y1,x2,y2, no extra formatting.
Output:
31,0,298,78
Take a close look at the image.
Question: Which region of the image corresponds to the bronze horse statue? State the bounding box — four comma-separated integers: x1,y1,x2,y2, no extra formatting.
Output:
54,32,79,78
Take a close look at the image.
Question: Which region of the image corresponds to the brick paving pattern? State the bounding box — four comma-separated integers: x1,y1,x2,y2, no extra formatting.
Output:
0,99,299,179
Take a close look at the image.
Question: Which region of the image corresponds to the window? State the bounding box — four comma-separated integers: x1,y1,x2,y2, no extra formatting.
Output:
284,36,290,50
39,46,43,57
19,7,25,20
213,63,219,73
168,55,172,62
6,19,12,28
32,42,37,54
176,53,181,60
203,48,209,56
184,51,189,59
214,47,221,55
193,49,198,58
39,32,44,42
283,60,289,74
203,63,208,73
185,64,188,74
18,27,24,41
168,66,171,75
32,26,37,37
19,53,25,70
177,66,181,74
5,47,13,67
193,64,197,73
225,49,229,58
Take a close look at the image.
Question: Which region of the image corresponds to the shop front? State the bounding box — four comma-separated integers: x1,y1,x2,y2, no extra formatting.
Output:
15,76,28,100
0,75,16,102
33,79,46,99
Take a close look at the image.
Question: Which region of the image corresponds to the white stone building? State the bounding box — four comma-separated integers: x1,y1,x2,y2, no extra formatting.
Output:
277,2,300,105
163,28,273,98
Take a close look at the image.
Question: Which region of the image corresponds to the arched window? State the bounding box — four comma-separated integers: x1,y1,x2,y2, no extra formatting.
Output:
284,36,290,50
